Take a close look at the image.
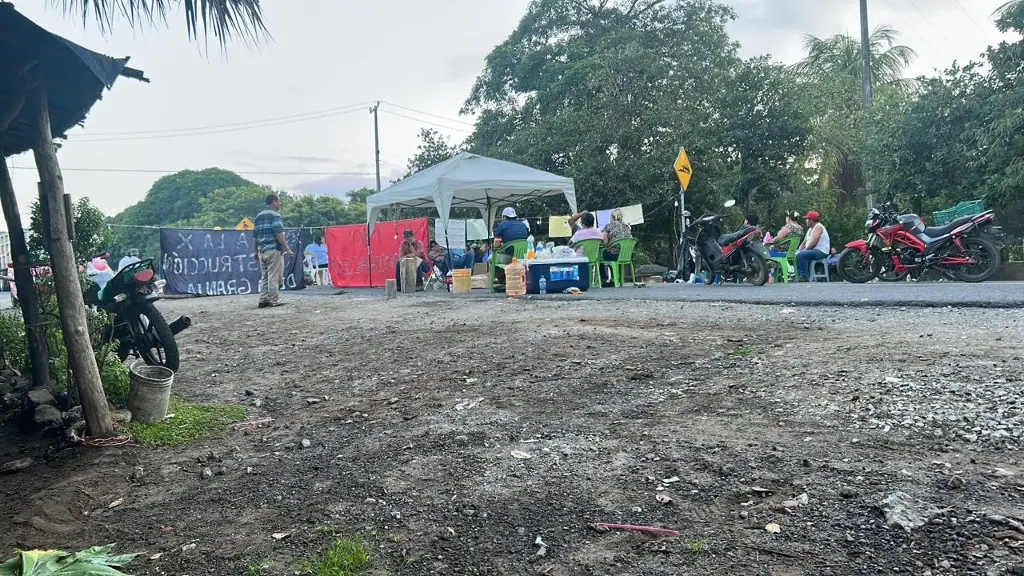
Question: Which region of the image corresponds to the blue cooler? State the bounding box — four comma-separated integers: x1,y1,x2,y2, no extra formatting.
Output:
525,257,590,293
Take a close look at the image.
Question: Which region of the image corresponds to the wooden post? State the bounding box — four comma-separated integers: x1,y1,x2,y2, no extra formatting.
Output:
0,155,50,388
385,278,397,300
28,82,112,437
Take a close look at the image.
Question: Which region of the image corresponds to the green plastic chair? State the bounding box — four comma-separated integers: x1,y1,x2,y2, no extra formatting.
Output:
600,238,638,287
767,236,800,283
489,239,529,292
571,238,603,288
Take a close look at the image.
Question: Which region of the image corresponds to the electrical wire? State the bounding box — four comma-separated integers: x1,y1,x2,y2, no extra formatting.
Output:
6,166,376,176
69,105,372,142
78,101,375,138
380,101,475,127
379,109,474,135
950,0,998,43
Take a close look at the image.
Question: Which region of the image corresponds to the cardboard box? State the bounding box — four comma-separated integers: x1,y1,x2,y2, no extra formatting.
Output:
473,262,490,275
470,274,490,290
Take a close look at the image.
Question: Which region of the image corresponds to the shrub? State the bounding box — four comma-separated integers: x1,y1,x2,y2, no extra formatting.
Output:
0,314,26,370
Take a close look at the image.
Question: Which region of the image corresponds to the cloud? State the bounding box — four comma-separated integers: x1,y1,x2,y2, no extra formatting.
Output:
289,175,377,198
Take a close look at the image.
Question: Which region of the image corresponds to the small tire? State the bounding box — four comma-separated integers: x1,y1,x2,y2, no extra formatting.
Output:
838,247,879,284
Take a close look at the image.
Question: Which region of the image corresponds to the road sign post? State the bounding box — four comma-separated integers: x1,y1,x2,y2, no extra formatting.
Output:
673,148,693,275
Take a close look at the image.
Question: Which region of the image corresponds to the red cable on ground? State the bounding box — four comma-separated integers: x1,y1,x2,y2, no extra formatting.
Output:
594,523,680,536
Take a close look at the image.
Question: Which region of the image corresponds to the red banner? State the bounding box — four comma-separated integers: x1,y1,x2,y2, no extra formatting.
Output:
325,218,429,288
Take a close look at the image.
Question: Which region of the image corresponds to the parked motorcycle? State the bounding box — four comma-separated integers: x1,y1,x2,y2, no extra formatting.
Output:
84,254,189,372
838,202,1003,283
680,200,770,286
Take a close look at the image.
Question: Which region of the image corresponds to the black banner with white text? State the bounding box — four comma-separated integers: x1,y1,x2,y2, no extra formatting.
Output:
159,228,307,296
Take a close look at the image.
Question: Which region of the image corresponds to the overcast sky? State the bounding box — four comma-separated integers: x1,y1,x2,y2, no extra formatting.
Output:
1,0,1013,230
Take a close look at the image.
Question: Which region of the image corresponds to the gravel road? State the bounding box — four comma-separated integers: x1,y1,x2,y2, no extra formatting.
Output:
1,292,1022,575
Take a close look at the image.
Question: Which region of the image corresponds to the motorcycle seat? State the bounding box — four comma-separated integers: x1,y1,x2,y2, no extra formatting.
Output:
924,215,975,238
717,227,752,246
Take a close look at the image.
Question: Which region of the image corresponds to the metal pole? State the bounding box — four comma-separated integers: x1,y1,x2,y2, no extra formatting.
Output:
860,0,874,208
370,102,382,192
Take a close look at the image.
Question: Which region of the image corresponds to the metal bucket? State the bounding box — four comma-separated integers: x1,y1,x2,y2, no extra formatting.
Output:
127,362,174,423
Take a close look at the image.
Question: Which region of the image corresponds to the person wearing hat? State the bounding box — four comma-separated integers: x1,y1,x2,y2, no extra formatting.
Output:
493,206,529,256
796,210,831,281
395,228,429,291
118,248,141,272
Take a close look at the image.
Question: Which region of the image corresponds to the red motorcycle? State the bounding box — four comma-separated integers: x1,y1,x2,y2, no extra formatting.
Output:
838,202,1003,283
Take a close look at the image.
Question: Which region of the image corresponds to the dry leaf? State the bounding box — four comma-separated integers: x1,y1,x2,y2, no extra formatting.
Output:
272,531,293,540
655,493,673,504
662,476,680,484
765,522,781,534
510,450,533,460
108,498,124,509
149,553,163,561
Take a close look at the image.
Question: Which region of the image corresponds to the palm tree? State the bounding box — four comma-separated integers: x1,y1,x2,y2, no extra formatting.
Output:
792,25,917,93
54,0,268,47
791,25,916,206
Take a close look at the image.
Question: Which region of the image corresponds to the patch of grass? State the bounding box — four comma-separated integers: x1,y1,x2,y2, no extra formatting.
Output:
126,398,246,446
728,346,754,356
300,538,372,576
244,560,270,575
686,538,710,555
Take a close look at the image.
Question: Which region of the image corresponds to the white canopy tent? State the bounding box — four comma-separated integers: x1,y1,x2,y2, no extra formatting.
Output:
366,152,578,242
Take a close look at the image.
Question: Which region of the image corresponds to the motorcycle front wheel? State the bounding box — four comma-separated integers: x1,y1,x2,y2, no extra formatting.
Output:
116,301,180,372
740,248,769,286
838,247,880,283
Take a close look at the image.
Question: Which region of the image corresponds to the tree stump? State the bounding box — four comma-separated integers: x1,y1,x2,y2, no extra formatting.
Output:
385,279,397,300
400,257,418,293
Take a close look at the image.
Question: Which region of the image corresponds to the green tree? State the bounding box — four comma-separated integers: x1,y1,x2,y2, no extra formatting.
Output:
109,168,255,260
403,128,461,179
462,0,743,256
28,197,112,264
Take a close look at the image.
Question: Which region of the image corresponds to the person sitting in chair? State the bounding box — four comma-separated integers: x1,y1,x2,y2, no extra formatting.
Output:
769,211,804,257
796,211,831,281
570,212,604,255
395,229,429,291
492,207,529,286
601,209,633,284
429,240,476,276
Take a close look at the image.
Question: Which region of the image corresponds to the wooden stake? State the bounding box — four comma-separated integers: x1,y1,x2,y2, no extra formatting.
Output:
0,152,50,388
28,82,112,437
385,278,397,300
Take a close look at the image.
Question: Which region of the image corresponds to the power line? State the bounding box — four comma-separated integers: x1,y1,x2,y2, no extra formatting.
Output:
7,166,376,176
380,101,475,127
877,0,946,59
950,0,998,43
379,109,474,135
70,105,372,142
904,0,959,54
79,101,375,137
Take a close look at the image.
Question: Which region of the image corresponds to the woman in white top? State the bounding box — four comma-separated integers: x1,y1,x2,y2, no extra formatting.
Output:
796,210,830,281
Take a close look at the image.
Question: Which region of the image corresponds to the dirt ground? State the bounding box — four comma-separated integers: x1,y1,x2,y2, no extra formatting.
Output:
1,291,1023,575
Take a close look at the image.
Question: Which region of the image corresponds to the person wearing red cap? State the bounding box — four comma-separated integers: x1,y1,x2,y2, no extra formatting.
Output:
796,210,830,281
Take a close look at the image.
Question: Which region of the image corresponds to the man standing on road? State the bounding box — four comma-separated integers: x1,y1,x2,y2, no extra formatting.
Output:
252,193,294,308
796,210,830,281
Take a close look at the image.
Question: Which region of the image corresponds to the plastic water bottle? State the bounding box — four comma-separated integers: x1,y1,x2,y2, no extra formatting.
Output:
526,234,535,259
539,276,547,294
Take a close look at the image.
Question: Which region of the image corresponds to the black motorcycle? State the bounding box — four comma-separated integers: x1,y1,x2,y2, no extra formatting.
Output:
678,200,770,286
84,255,189,372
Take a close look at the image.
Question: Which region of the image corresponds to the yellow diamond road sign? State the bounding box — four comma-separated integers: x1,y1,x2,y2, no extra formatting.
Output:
674,147,692,191
235,217,254,230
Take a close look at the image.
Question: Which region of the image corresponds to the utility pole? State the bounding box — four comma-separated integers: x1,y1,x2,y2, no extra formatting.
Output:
860,0,875,208
369,102,381,192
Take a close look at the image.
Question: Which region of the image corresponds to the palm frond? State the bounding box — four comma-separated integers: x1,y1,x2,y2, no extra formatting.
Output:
994,0,1020,18
55,0,268,49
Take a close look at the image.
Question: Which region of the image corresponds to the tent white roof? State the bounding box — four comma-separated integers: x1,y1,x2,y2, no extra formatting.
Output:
366,152,577,238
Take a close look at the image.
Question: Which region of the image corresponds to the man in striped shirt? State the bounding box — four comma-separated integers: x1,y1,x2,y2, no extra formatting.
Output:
252,193,294,308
